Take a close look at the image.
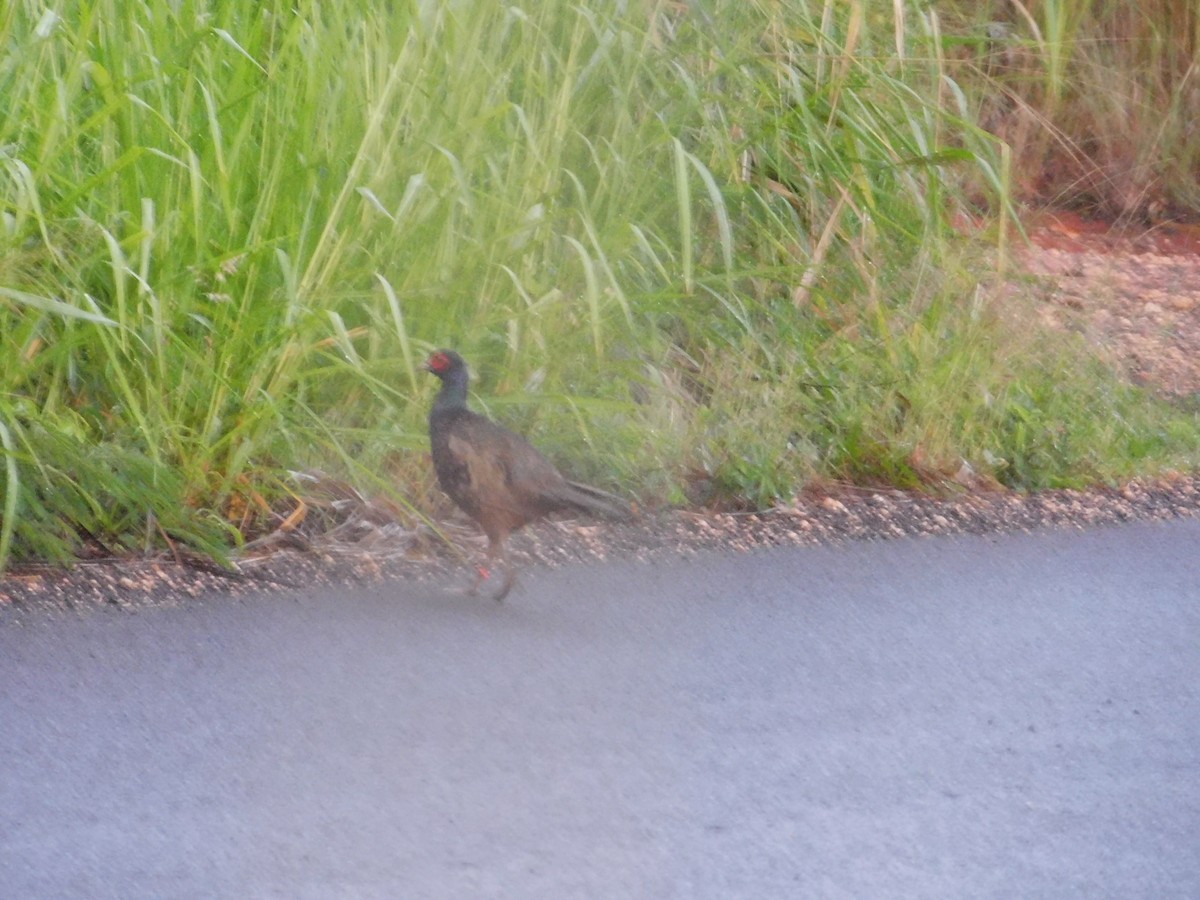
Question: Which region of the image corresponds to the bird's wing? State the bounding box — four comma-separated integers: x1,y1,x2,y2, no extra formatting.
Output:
446,415,570,515
446,429,511,507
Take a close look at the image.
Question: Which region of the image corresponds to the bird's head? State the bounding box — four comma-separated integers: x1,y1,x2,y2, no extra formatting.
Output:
423,349,467,380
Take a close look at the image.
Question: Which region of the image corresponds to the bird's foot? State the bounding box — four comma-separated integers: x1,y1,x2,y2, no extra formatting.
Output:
465,566,513,602
467,564,490,596
466,564,513,602
491,571,515,603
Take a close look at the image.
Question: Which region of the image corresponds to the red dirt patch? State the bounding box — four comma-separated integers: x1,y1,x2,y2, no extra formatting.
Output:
1019,211,1200,396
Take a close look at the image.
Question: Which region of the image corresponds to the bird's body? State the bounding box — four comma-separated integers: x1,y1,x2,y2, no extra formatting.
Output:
425,349,628,600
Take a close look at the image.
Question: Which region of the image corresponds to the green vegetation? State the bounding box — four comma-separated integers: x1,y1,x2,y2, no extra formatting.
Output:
1,1,1197,568
938,0,1200,218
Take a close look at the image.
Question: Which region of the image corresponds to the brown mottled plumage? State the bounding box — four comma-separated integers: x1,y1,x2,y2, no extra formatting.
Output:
424,349,629,601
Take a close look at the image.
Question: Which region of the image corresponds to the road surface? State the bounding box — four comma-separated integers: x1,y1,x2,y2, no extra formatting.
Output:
2,519,1199,898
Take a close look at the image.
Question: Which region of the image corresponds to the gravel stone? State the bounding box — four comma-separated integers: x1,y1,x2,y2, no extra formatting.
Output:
3,474,1197,615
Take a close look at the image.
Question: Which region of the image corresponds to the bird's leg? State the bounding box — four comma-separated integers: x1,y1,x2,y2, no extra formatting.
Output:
465,540,492,595
467,562,490,596
484,540,518,602
490,540,516,603
468,535,514,601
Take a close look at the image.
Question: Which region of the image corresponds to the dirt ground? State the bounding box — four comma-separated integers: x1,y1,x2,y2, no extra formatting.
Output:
3,213,1200,610
1020,211,1200,397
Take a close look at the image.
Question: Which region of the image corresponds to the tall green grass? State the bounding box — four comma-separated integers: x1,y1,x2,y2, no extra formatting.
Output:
937,0,1200,217
1,1,1196,568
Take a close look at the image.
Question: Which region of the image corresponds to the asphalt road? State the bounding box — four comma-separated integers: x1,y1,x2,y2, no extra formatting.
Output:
2,519,1199,899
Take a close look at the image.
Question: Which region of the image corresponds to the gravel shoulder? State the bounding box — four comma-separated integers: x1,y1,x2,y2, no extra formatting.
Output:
3,473,1198,614
3,215,1199,613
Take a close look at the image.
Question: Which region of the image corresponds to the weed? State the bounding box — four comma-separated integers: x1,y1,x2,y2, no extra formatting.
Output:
0,1,1196,569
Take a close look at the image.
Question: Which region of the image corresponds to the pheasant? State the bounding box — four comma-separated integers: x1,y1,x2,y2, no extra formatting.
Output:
424,349,630,601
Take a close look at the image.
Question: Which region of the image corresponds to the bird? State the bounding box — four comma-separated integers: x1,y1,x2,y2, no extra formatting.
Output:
424,349,630,601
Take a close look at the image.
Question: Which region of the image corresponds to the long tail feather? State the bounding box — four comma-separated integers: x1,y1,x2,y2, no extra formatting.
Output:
561,480,633,520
